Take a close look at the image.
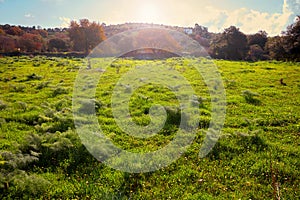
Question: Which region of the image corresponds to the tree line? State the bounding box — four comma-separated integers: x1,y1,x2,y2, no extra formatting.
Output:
0,17,299,61
0,19,106,55
207,18,300,62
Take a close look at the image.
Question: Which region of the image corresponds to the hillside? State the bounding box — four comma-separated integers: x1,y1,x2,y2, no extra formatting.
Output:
0,56,299,199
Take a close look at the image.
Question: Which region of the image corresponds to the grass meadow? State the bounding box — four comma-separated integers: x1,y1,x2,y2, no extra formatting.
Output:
0,56,299,199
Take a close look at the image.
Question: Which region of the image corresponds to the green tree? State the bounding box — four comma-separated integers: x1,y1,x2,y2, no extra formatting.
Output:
48,38,68,52
265,17,300,61
284,16,300,61
247,30,268,49
265,36,287,60
247,44,265,61
210,26,248,60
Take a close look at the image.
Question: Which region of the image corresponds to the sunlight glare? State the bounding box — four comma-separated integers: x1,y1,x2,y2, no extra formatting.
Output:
137,3,160,23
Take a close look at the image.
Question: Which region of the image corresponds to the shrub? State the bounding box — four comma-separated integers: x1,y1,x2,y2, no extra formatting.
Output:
20,131,75,167
9,174,50,198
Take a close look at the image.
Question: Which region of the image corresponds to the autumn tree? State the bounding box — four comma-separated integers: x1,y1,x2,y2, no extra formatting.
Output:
18,33,43,52
31,29,48,38
68,19,106,54
0,35,16,52
0,27,6,35
5,26,23,36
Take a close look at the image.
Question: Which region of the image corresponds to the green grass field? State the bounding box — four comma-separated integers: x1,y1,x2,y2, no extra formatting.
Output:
0,56,299,199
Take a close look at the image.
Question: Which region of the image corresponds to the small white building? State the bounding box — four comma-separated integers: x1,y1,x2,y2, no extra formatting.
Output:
184,28,193,35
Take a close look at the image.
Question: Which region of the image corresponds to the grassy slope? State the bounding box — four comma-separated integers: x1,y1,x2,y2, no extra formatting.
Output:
0,56,299,199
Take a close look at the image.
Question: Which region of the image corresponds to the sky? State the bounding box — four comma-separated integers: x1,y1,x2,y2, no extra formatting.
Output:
0,0,299,36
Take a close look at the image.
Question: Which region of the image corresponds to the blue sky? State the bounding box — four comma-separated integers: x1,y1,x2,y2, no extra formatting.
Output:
0,0,299,35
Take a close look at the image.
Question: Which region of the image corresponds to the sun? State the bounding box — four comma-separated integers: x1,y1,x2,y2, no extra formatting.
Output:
137,3,160,23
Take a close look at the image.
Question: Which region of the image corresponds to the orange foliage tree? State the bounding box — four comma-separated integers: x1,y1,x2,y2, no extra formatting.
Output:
68,19,106,54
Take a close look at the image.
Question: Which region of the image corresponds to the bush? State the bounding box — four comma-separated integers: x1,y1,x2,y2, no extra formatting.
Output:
20,131,75,167
9,174,50,198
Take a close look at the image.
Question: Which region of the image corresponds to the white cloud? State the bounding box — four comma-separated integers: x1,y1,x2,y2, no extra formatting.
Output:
59,17,71,28
285,0,300,13
121,0,297,36
25,13,34,18
198,0,297,36
285,0,300,22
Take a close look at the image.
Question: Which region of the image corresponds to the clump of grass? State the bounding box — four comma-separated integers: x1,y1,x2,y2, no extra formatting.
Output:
52,87,69,97
17,101,27,111
0,100,7,110
36,81,50,90
54,99,71,112
242,90,261,105
225,79,237,88
0,118,6,126
124,85,132,93
56,61,70,67
32,62,41,67
164,106,181,126
3,77,11,82
10,84,26,92
190,94,205,107
77,99,102,114
26,73,43,81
